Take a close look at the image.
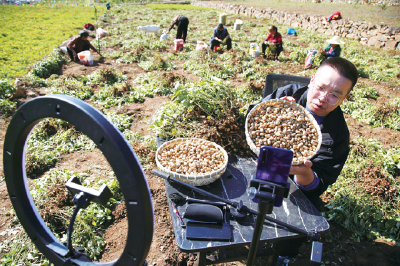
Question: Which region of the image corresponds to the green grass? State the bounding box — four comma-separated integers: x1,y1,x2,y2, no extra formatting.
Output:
0,6,104,79
227,0,400,27
1,4,400,264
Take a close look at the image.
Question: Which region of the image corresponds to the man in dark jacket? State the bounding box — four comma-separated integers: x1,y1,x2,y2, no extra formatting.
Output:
248,57,358,264
168,14,189,43
67,30,102,62
210,23,232,51
251,57,357,208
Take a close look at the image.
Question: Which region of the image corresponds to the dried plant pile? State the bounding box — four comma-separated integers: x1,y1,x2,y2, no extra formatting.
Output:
194,110,249,156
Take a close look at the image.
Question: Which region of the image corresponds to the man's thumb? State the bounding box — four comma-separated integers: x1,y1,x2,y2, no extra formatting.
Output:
304,160,313,168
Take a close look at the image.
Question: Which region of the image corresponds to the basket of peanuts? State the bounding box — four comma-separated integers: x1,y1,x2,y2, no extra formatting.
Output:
245,99,322,165
156,138,229,186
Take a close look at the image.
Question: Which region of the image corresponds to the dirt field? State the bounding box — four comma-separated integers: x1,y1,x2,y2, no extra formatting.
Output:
1,4,400,266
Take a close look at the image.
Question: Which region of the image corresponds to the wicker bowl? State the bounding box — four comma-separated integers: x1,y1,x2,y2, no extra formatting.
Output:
156,138,229,186
245,99,322,165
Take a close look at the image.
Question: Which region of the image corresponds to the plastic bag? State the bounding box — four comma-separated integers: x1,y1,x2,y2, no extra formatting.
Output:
234,19,243,30
305,50,318,68
249,43,260,58
286,28,296,35
160,33,168,41
96,28,107,40
84,23,95,31
196,40,208,51
77,51,93,66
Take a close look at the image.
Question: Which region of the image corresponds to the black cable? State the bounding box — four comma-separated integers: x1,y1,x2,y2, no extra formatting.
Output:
67,192,89,255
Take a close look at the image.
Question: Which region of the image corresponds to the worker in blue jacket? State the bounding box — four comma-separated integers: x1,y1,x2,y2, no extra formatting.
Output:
210,23,232,51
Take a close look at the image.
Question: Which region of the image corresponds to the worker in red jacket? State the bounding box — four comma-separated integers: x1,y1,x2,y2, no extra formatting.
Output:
262,25,283,59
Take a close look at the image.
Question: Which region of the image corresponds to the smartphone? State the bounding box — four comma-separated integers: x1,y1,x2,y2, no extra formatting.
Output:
254,146,293,207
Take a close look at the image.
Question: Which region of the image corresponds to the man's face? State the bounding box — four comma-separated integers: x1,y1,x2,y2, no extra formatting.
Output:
218,27,223,32
307,66,352,117
82,36,89,41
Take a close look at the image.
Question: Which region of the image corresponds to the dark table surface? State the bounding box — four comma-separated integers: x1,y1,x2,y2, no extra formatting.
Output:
164,155,330,253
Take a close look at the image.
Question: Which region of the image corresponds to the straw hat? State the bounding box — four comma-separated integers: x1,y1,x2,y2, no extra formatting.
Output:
326,36,344,45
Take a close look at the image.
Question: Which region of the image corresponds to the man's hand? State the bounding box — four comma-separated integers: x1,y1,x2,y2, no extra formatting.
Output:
290,160,312,176
72,50,77,58
290,160,315,186
280,96,296,102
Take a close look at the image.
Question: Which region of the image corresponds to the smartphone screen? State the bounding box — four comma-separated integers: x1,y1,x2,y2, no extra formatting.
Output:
256,146,293,184
254,146,293,207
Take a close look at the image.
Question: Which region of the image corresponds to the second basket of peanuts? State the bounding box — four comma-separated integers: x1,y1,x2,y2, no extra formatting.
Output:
156,138,229,186
245,99,322,165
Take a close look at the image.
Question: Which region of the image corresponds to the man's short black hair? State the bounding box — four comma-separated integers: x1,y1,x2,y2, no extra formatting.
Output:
80,30,89,38
318,57,358,92
217,23,223,29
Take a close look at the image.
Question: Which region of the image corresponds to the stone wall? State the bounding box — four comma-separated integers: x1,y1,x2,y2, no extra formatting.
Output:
192,1,400,50
295,0,399,5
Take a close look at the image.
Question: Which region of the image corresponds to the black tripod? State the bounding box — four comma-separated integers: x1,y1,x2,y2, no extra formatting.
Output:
246,177,291,266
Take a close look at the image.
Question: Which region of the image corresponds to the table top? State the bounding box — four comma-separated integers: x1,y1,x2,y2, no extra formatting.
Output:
164,155,329,253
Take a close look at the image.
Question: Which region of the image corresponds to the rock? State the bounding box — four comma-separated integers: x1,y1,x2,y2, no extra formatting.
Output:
380,26,390,34
389,26,400,35
375,41,384,48
361,32,368,38
13,87,25,98
368,36,378,46
325,29,333,35
396,35,400,42
384,40,399,50
368,23,376,30
369,29,380,35
337,19,344,25
347,34,360,41
376,35,388,42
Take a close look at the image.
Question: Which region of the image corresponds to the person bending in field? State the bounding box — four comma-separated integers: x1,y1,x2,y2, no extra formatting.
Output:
67,30,102,62
167,14,189,43
247,57,358,266
210,23,232,51
261,25,283,60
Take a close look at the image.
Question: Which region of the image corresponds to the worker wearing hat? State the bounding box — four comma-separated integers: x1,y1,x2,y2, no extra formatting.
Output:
210,23,232,51
322,36,344,60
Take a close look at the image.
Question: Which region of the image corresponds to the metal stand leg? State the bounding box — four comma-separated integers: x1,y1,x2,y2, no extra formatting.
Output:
196,252,206,266
246,200,270,266
267,242,284,266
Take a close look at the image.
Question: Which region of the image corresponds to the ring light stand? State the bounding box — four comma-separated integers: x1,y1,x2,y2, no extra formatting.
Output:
3,95,154,266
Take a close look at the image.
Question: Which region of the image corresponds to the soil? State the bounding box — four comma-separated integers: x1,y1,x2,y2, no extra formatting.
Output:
1,6,400,266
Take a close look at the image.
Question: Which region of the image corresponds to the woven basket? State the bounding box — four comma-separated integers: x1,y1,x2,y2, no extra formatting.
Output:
156,138,228,186
245,99,322,165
